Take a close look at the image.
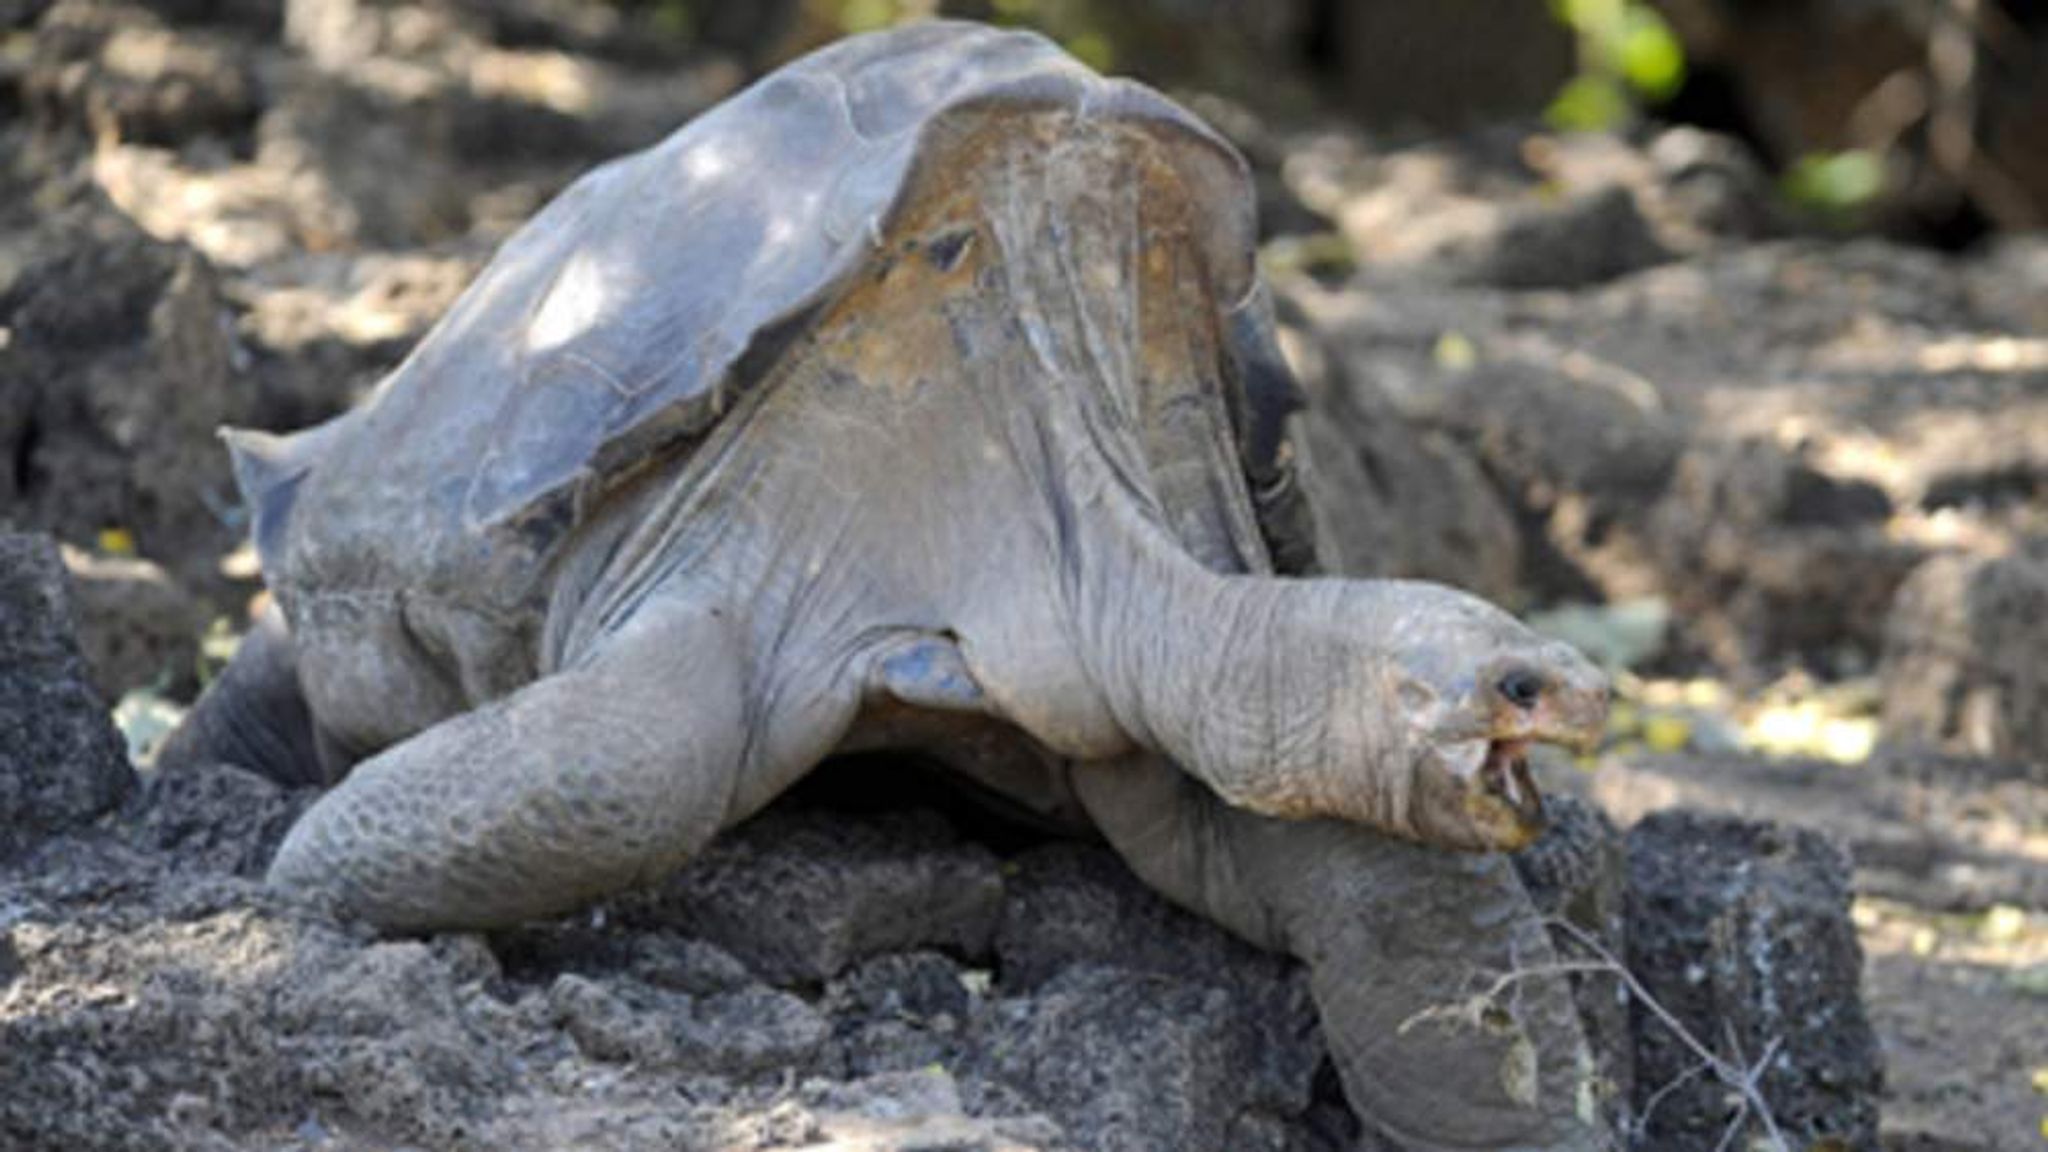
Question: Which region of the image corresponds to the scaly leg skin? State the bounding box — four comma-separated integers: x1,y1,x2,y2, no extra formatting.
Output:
1074,755,1606,1152
268,594,829,932
158,601,326,786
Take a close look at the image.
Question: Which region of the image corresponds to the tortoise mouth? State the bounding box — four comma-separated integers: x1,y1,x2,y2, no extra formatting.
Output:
1477,738,1542,823
1439,732,1553,829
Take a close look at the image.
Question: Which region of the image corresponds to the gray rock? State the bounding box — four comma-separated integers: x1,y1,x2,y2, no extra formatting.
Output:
1516,794,1626,931
971,964,1321,1152
1965,233,2048,334
1419,351,1683,530
1648,127,1782,243
796,1067,1075,1152
0,909,305,1150
1451,186,1674,290
1,816,1011,1151
1648,437,1922,670
545,972,828,1076
1513,793,1634,1129
0,532,135,860
127,758,312,876
1284,328,1524,601
61,546,209,703
22,10,259,146
831,950,973,1023
988,846,1326,1152
0,200,255,595
995,843,1297,999
1588,750,2046,913
1625,811,1882,1152
1278,272,1682,607
627,932,757,997
823,951,974,1079
1880,552,2048,769
623,808,1005,986
268,937,521,1148
681,983,832,1075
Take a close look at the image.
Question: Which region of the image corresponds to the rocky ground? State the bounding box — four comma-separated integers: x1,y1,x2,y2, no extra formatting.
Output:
2,2,2043,1150
0,538,1883,1151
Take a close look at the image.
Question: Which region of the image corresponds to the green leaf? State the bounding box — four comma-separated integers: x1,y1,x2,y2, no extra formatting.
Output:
1063,30,1113,72
1618,9,1685,99
836,0,900,34
1546,75,1631,133
1551,0,1624,37
1433,330,1479,372
1784,150,1887,214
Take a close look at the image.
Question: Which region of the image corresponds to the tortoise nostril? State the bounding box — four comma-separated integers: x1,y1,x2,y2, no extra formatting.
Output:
1497,669,1544,710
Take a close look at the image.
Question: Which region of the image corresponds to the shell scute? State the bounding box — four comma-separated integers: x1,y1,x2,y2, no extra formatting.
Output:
230,23,1289,576
464,25,1105,536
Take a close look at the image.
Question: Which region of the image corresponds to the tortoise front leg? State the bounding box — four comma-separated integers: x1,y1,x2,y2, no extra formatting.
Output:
159,600,330,786
1074,756,1606,1152
268,594,848,932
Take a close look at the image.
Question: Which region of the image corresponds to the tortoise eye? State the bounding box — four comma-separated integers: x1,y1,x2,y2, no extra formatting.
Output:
924,227,975,272
1496,669,1544,710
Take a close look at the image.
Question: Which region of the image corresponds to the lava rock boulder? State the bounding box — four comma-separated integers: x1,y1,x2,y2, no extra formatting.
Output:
1881,551,2048,770
0,531,135,861
1625,810,1881,1151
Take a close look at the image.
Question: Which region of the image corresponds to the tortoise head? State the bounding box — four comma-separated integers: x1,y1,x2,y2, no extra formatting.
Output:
1343,582,1610,852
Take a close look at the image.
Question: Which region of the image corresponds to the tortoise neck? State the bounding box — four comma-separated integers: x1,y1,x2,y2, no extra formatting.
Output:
1080,526,1407,826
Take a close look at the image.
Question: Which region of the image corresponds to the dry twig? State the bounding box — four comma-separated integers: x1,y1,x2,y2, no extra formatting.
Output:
1400,915,1791,1151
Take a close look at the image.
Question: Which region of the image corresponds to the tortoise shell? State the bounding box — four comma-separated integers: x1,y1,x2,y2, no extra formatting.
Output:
227,22,1310,595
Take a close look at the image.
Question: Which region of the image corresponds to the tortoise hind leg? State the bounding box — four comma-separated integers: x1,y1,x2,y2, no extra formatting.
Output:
1074,756,1607,1152
267,593,851,931
159,601,328,786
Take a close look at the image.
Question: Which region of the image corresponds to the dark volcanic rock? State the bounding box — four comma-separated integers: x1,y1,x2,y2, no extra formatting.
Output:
822,950,975,1079
1880,552,2048,769
0,822,1040,1151
22,4,260,146
1649,437,1923,670
545,970,828,1074
1588,750,2047,914
0,834,494,1152
622,808,1006,986
1421,349,1684,530
972,964,1321,1152
0,532,135,860
1625,811,1882,1152
1515,794,1627,927
1283,325,1524,602
1513,793,1634,1129
996,842,1298,995
127,757,312,876
1,894,311,1151
61,546,210,703
1451,185,1674,290
0,196,255,596
989,843,1329,1152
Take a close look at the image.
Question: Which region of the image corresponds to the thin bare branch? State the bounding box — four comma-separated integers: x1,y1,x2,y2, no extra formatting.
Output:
1433,916,1795,1152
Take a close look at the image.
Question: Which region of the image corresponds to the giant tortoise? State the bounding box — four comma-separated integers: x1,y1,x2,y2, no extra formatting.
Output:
165,21,1614,1150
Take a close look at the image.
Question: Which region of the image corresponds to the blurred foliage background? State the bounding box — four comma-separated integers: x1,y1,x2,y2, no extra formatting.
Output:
641,0,2045,245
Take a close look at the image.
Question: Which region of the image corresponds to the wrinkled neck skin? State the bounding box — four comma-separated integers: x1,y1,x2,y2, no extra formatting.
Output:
549,349,1416,834
543,134,1425,827
1074,526,1413,829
